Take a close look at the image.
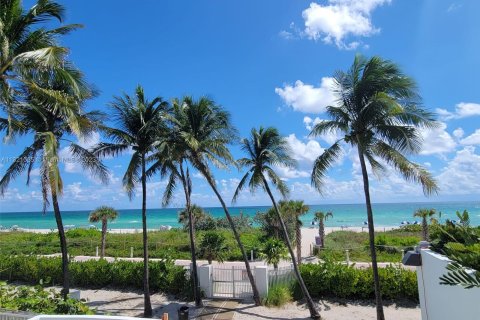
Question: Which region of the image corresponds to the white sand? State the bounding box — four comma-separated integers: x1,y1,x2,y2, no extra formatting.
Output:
233,301,420,320
73,287,420,320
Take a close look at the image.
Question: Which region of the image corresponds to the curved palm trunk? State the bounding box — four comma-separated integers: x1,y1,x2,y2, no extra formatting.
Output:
51,192,69,300
296,221,302,264
179,164,202,307
319,220,325,248
357,146,385,320
199,166,261,306
141,155,152,317
262,177,321,320
101,219,107,258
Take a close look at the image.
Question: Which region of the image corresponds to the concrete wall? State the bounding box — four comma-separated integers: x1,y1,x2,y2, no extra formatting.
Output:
417,249,480,320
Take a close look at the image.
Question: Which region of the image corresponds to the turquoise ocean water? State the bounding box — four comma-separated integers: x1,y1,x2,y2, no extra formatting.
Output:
1,201,479,229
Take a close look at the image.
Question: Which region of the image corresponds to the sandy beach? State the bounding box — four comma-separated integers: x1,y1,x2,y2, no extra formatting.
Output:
57,287,420,320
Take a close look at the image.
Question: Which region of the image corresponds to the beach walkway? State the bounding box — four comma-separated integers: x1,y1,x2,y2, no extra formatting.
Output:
196,300,237,320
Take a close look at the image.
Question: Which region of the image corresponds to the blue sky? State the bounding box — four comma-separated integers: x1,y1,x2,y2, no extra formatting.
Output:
1,0,480,212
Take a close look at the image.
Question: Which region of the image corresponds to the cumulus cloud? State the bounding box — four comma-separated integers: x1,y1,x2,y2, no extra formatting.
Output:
453,127,465,139
301,0,390,49
285,133,324,163
436,147,480,195
460,129,480,145
419,122,456,155
275,77,336,113
303,116,341,144
436,102,480,120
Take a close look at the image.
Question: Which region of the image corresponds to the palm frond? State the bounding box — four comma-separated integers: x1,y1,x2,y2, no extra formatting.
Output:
69,143,109,184
311,141,342,193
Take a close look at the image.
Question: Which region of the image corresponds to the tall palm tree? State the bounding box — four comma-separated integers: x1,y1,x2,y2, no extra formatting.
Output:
89,206,119,258
0,0,81,136
0,66,106,299
313,211,333,248
92,86,169,317
168,96,261,306
413,208,437,241
147,140,203,307
233,127,321,319
310,55,438,320
281,200,309,264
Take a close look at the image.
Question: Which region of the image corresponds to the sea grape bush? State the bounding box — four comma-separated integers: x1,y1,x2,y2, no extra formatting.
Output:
0,255,190,297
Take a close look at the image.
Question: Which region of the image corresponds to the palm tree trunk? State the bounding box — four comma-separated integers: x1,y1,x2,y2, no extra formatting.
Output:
199,166,261,306
179,163,202,307
422,217,428,241
101,219,107,258
319,221,325,248
357,146,385,320
51,191,69,300
262,177,321,320
296,221,302,265
141,155,152,317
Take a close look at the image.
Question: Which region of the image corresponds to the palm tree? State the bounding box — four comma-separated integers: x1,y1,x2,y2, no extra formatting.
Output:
281,200,309,264
168,96,261,306
89,206,119,258
0,66,106,299
92,86,169,317
0,0,81,136
413,209,436,241
260,238,289,270
233,126,321,319
314,211,333,248
178,204,207,231
147,140,203,307
198,231,227,264
310,55,438,320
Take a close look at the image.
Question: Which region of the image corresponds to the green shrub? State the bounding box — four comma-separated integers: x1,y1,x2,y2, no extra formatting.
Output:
0,255,190,297
0,282,92,314
264,284,292,307
297,257,418,302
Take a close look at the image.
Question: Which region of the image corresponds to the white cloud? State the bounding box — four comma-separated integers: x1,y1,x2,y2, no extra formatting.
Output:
436,102,480,120
460,129,480,145
301,0,390,49
275,77,336,113
303,116,341,144
453,127,464,139
447,3,462,13
436,147,480,195
285,134,324,163
419,122,456,155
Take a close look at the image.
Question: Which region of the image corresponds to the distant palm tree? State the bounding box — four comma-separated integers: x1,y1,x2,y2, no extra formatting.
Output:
92,86,169,317
310,55,438,320
233,127,320,319
413,209,437,241
314,211,333,248
89,206,119,258
0,67,105,299
178,205,207,231
260,238,289,270
199,231,227,264
455,210,470,227
0,0,82,136
167,96,261,305
281,200,309,264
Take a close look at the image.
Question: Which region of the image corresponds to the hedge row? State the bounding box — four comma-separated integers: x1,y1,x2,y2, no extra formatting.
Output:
0,255,191,297
298,259,418,302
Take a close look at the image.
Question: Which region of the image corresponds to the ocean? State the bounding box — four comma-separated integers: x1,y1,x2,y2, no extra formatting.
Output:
1,201,479,230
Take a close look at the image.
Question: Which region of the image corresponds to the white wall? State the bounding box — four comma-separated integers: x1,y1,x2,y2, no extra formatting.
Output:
417,249,480,320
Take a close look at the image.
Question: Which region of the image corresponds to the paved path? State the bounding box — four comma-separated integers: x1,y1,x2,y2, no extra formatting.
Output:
195,300,237,320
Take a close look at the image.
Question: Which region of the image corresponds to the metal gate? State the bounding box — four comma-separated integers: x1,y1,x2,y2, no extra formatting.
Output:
212,266,253,299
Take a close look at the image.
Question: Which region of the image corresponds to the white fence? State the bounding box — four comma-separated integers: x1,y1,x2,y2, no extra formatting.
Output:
416,249,480,320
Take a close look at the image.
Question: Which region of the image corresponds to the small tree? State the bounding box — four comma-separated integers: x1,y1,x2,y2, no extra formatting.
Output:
89,206,119,258
260,238,289,270
199,231,227,264
413,208,437,241
314,211,333,248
